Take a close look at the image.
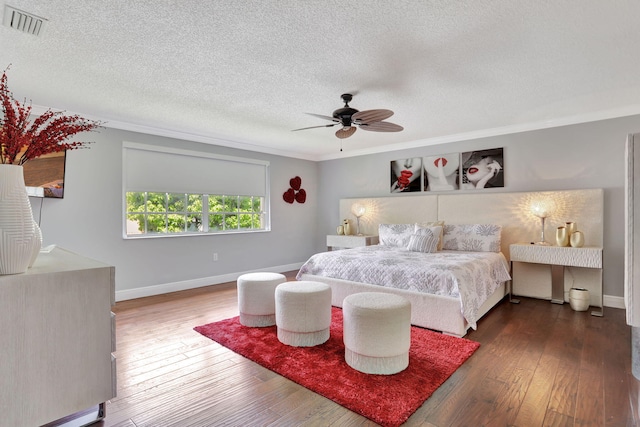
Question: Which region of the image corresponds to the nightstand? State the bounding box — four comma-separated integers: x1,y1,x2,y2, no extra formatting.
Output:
326,235,379,251
509,243,603,316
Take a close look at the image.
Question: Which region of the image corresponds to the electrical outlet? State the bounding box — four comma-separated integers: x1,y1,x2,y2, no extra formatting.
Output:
213,253,218,262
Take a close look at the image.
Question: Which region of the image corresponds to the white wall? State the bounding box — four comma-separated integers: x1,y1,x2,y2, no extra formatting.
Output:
318,114,640,300
30,127,319,299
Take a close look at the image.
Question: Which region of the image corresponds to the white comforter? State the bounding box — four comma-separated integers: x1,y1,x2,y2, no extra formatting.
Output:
296,245,512,329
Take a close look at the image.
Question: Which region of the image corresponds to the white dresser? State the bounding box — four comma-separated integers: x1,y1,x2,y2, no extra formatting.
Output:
0,247,116,426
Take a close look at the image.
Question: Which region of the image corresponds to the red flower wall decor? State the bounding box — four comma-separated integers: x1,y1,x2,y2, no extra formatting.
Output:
283,176,306,204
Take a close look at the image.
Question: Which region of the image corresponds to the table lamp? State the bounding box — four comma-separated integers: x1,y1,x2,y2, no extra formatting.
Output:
351,203,366,236
530,200,555,245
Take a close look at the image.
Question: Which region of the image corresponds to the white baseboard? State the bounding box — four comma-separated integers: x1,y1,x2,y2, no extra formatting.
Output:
116,268,628,312
604,294,625,309
115,262,304,302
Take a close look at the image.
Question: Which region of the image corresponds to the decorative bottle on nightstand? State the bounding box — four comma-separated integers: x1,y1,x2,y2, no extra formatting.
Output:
555,226,569,246
570,231,585,247
342,219,351,236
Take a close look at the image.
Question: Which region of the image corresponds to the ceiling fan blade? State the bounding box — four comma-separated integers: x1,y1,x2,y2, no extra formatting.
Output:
352,109,394,124
292,124,338,132
359,121,404,132
335,126,357,139
305,112,340,122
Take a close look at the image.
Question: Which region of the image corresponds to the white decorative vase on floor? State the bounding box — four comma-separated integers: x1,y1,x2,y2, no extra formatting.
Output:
569,288,590,311
0,165,41,275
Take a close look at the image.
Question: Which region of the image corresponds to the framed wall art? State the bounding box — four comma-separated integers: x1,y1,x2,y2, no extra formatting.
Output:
390,157,422,193
23,151,67,198
460,148,504,190
423,153,460,191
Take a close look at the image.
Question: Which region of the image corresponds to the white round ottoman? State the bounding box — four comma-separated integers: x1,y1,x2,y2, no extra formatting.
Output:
275,281,332,347
237,272,287,327
343,292,411,375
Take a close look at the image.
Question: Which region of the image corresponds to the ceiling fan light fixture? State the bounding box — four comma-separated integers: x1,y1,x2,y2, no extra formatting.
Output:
335,126,356,139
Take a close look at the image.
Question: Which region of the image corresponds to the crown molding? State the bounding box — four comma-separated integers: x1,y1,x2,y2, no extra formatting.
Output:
317,105,640,161
29,103,640,163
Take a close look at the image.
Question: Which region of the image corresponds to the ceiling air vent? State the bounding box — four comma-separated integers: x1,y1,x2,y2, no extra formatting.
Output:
3,5,47,36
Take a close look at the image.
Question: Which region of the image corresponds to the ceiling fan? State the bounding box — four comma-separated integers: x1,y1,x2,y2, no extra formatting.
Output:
292,93,403,139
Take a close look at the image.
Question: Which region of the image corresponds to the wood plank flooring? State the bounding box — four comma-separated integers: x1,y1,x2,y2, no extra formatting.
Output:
97,272,637,426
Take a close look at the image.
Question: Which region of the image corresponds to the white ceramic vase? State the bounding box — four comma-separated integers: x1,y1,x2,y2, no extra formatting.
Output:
569,288,590,311
28,221,42,268
0,165,41,274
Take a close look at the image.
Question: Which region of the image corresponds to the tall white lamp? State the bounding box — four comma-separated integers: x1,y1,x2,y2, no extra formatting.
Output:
351,203,366,236
530,200,555,245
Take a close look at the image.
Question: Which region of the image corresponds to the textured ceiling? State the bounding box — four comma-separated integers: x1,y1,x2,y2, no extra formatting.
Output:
1,1,640,161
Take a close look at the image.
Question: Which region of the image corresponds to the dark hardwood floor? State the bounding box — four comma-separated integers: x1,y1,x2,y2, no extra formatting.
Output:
99,272,637,426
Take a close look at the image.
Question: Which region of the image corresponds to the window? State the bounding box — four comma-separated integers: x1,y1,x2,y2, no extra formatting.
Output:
125,193,265,235
208,195,263,231
123,142,269,238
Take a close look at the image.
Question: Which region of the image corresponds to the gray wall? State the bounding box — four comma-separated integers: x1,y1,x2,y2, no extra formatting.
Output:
31,127,319,297
31,114,640,301
318,115,640,300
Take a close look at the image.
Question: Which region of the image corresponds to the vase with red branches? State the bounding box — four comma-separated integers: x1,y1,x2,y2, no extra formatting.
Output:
1,67,103,165
0,66,103,274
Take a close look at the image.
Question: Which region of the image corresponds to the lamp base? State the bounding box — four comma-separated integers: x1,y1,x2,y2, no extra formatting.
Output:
535,241,551,246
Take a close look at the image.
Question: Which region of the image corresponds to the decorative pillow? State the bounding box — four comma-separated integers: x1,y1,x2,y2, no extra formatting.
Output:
442,224,502,252
378,223,414,247
415,221,445,250
406,234,439,253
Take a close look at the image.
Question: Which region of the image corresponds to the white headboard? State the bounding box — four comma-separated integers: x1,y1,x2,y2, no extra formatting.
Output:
339,189,604,259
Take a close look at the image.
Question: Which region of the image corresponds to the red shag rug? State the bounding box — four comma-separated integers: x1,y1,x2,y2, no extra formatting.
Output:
194,307,479,427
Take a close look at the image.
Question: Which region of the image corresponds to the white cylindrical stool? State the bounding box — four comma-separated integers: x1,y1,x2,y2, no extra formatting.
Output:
275,281,332,347
343,292,411,375
237,272,287,327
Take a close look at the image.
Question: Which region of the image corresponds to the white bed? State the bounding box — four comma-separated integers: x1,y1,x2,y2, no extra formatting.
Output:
297,245,511,336
298,189,604,337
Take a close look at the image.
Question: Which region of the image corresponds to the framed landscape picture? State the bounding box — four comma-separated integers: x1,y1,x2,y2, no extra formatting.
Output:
23,151,67,198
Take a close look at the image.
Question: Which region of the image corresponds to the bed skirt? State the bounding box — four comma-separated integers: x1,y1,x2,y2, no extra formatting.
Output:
297,273,507,337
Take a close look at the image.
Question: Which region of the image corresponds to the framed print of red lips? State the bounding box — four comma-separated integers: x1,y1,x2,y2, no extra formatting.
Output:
390,148,504,193
461,148,504,190
424,153,460,191
390,157,422,193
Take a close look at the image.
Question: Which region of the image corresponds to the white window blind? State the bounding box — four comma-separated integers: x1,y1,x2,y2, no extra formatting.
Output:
123,142,269,196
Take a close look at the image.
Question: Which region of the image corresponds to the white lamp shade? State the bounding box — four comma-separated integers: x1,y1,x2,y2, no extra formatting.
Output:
351,203,366,218
530,199,555,218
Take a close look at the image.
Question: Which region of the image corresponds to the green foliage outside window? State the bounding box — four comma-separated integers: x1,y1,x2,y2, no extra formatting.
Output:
126,192,264,236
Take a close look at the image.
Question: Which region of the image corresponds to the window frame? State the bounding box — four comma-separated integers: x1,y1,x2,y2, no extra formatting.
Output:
122,142,270,239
